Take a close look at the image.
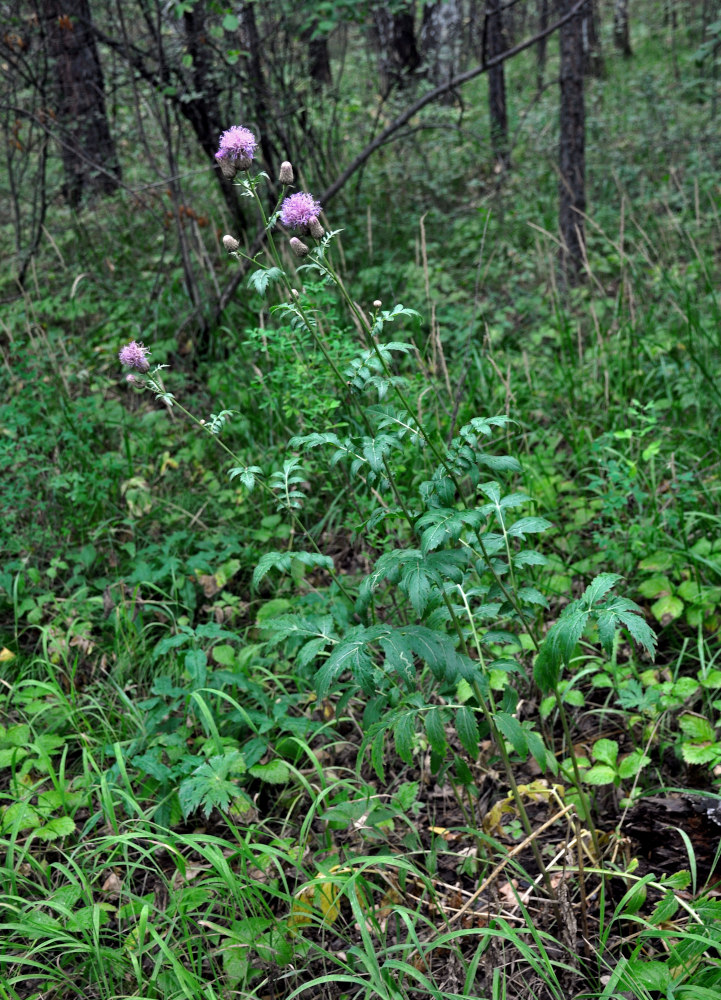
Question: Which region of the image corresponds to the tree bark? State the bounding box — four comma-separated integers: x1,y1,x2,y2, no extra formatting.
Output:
308,32,332,92
421,0,463,102
485,0,509,169
582,0,604,77
613,0,633,57
372,3,420,97
558,0,586,285
536,0,550,92
43,0,121,206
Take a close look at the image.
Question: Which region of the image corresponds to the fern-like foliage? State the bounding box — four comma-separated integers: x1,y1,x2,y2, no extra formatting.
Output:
534,573,657,692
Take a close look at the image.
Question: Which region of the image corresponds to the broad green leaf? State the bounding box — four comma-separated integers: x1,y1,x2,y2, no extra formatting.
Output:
249,760,290,784
651,594,684,622
638,574,673,599
34,816,75,841
592,738,618,767
584,764,617,785
618,750,651,780
679,714,715,742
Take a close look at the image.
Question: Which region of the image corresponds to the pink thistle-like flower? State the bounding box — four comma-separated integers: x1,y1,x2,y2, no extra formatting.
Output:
119,341,150,373
279,192,322,232
215,126,257,166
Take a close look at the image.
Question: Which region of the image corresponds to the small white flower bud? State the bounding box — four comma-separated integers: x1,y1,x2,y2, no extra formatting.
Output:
279,161,294,185
373,299,382,309
223,234,239,252
290,237,309,257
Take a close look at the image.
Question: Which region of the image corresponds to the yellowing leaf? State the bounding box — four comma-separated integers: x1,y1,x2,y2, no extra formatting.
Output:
0,648,15,663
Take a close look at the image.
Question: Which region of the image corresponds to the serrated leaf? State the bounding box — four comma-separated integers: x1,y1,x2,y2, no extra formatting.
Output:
679,714,715,742
316,625,386,698
584,764,617,785
583,573,623,606
681,743,718,765
618,751,651,780
424,707,446,756
248,760,290,784
506,516,552,538
592,738,618,767
247,267,283,297
455,707,479,759
252,550,334,589
494,712,527,758
394,713,415,765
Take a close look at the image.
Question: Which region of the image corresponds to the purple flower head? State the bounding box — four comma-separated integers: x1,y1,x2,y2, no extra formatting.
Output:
215,126,257,165
119,341,150,373
279,192,322,232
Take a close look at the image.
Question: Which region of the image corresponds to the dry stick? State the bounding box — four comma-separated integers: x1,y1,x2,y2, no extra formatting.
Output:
447,802,576,927
210,0,590,327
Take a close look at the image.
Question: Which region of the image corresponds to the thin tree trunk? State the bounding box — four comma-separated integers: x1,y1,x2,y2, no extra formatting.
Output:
537,0,550,92
43,0,121,206
582,0,604,77
308,32,332,92
613,0,633,57
558,0,586,286
485,0,509,169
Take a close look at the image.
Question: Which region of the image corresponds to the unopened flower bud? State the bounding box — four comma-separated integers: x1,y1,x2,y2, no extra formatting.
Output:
223,234,239,252
373,299,382,309
218,158,238,180
290,237,309,257
126,373,137,385
279,161,294,185
236,154,252,171
291,288,300,297
308,216,324,240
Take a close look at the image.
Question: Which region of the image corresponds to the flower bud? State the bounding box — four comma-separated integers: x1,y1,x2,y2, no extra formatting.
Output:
373,299,382,309
308,216,324,240
218,158,238,179
236,154,252,171
279,161,294,185
290,237,309,257
223,234,239,252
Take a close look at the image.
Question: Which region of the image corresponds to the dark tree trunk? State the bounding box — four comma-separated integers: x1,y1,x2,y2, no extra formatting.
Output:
238,2,279,170
558,0,587,286
536,0,550,92
485,0,509,169
582,0,604,77
373,3,420,97
43,0,121,207
182,4,249,230
613,0,633,57
308,33,332,92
